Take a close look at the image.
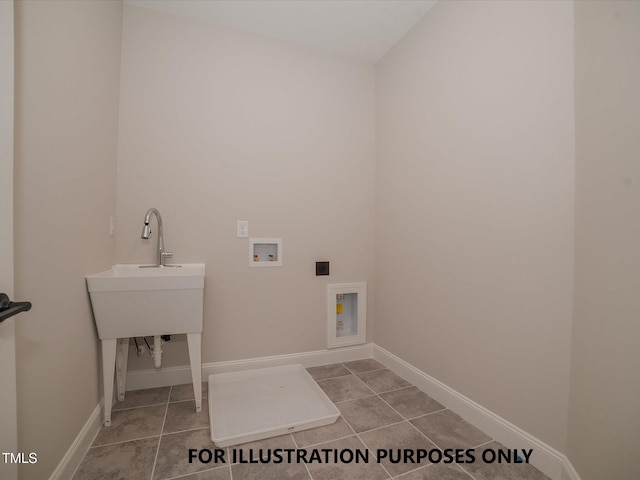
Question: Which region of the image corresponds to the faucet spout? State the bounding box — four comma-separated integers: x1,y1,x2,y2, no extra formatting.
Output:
141,208,170,266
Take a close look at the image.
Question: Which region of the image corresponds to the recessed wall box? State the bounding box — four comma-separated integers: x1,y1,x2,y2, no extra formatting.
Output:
316,261,330,276
327,282,366,348
249,238,282,267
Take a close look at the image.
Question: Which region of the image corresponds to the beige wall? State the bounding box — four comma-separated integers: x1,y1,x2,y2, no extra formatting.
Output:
13,1,122,478
569,1,640,479
375,0,575,451
0,2,17,478
116,6,376,369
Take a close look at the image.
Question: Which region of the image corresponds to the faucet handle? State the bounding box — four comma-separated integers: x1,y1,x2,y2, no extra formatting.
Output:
162,251,173,258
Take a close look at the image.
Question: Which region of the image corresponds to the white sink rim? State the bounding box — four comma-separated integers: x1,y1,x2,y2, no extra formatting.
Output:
86,263,205,293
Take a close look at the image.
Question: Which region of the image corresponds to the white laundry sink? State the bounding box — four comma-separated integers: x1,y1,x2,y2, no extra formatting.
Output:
86,263,205,426
86,263,204,338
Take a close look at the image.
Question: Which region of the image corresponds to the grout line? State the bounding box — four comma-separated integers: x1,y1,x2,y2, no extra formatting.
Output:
390,462,476,480
457,463,481,480
148,436,162,480
332,394,395,477
167,398,207,405
334,392,377,405
290,432,300,449
373,383,417,396
351,372,378,395
341,360,387,376
356,418,408,436
344,366,388,375
357,434,393,479
358,389,440,478
149,387,171,480
375,388,414,419
309,364,353,382
312,374,351,382
377,384,415,395
405,415,444,450
291,433,314,480
351,401,393,479
162,425,210,436
414,406,448,417
390,462,434,478
326,408,392,480
301,433,362,451
406,407,449,422
90,433,162,449
112,401,169,412
296,432,358,450
393,407,449,422
401,409,498,480
163,463,229,480
395,406,449,422
474,439,495,449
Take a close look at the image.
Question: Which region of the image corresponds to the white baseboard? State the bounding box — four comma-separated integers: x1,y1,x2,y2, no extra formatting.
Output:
372,345,582,480
48,400,103,480
560,457,583,480
125,343,374,391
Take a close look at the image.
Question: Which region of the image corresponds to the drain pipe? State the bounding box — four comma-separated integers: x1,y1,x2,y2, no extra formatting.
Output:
152,335,162,368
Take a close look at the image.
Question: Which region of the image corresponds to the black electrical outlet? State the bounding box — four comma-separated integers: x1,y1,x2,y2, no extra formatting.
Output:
316,261,330,276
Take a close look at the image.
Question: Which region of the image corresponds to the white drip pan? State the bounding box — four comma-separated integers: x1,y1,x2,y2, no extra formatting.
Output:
209,364,339,447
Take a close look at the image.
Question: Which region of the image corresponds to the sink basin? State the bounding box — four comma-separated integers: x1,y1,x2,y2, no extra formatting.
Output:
86,263,205,339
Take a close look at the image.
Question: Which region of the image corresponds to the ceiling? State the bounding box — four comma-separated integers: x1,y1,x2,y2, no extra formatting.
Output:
124,0,438,63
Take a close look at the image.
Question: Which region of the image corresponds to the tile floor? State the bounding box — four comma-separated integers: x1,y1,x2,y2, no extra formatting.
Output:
72,359,550,480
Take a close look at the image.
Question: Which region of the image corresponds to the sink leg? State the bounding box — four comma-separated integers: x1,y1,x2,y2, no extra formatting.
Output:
101,338,117,426
186,333,202,413
116,338,129,401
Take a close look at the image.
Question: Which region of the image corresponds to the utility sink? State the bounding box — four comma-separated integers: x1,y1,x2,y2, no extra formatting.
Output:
86,263,205,426
86,263,205,338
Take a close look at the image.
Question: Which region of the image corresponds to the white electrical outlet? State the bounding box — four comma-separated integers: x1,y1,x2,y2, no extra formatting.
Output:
237,220,249,238
109,216,116,236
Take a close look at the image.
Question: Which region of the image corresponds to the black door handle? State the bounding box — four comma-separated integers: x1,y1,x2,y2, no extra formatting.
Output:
0,293,32,323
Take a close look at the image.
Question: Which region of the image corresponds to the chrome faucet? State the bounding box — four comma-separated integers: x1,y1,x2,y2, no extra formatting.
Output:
140,208,177,267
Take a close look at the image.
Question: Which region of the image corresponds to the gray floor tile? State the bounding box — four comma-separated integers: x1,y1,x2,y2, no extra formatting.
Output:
317,374,373,403
303,435,389,480
359,421,437,476
464,441,550,480
292,417,354,448
170,382,209,403
163,399,209,433
356,369,411,393
153,428,227,479
343,358,385,373
73,437,158,480
231,460,310,480
93,404,166,446
338,395,403,433
113,386,170,410
178,466,232,479
410,410,492,450
74,362,509,480
232,433,296,462
306,363,351,380
380,386,445,419
396,463,474,480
